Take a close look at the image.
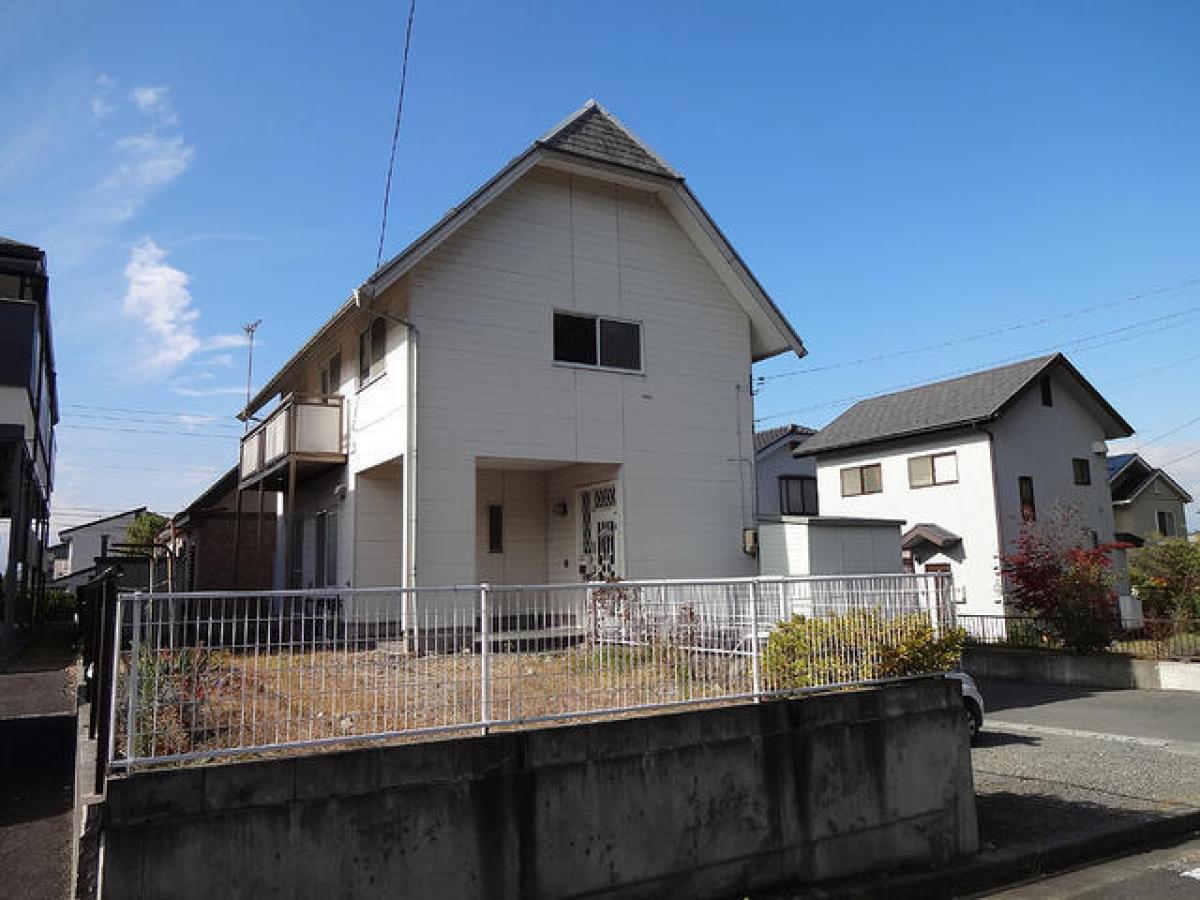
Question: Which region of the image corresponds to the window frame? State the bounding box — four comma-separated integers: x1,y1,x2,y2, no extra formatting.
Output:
779,475,819,516
907,452,959,489
840,463,883,497
358,317,387,388
1019,476,1037,522
487,504,504,554
1040,377,1053,407
1072,457,1091,486
551,310,644,375
1156,510,1177,536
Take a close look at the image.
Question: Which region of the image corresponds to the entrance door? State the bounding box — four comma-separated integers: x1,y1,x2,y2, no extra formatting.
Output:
578,482,623,581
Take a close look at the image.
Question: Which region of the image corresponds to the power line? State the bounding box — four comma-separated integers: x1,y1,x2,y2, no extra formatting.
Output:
1134,411,1200,451
1158,444,1200,469
757,324,1200,423
758,274,1200,382
375,0,418,270
57,425,235,440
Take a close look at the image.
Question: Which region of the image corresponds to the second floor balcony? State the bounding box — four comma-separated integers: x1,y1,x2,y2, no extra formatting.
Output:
239,393,346,489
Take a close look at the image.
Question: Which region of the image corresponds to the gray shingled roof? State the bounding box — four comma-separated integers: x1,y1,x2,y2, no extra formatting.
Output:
754,423,816,455
540,104,677,178
902,523,962,550
798,353,1131,456
0,236,43,258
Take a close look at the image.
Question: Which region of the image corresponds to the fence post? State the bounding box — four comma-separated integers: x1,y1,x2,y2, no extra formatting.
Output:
749,579,762,702
479,583,491,734
105,590,123,777
125,592,142,769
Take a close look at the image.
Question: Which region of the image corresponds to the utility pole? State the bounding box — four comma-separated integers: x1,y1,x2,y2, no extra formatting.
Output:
243,319,262,433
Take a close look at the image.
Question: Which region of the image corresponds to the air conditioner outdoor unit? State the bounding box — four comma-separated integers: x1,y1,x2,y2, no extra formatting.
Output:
742,528,759,557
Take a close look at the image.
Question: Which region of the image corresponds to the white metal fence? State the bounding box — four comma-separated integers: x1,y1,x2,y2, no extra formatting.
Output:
107,573,955,770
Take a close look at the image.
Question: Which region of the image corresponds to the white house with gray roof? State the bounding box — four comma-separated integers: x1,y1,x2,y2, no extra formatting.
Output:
233,101,806,595
797,354,1133,614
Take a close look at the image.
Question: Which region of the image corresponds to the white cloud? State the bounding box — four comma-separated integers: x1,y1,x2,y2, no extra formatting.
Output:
91,74,117,121
170,384,249,398
131,85,179,127
93,133,194,225
121,239,201,370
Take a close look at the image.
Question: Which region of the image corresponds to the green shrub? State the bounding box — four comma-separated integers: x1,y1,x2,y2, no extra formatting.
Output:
42,589,76,623
762,610,966,690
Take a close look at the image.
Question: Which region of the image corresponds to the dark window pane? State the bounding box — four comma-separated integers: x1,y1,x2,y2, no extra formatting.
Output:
802,477,819,515
1040,377,1053,407
1073,458,1091,485
599,319,641,370
359,330,370,383
1019,476,1036,522
370,318,386,367
554,313,596,365
488,505,504,553
328,352,341,393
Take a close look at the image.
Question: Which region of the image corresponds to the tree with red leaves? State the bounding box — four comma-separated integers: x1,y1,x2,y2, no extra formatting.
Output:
999,505,1123,653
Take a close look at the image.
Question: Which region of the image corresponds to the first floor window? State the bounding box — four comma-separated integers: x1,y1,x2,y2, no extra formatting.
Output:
289,517,305,588
488,505,504,553
1072,458,1091,485
908,452,958,488
840,463,882,497
553,311,642,372
1019,476,1036,522
1156,510,1177,536
315,510,338,587
779,476,819,515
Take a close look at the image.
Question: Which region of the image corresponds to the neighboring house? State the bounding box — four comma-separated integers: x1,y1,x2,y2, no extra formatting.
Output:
754,424,818,517
235,101,806,593
1108,453,1193,543
1,237,58,650
796,353,1133,612
55,507,146,588
46,543,68,580
170,467,277,591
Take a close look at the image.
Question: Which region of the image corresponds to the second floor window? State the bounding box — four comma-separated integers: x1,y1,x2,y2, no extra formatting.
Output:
779,476,819,515
553,312,642,372
841,463,882,497
1156,510,1177,536
1019,476,1036,522
320,351,342,396
1072,458,1091,485
359,318,386,386
908,452,958,488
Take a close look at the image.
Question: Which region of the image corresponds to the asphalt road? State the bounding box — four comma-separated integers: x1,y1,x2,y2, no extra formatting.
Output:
970,676,1200,897
987,836,1200,898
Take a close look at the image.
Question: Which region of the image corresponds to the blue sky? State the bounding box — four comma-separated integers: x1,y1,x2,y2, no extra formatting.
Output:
2,0,1198,539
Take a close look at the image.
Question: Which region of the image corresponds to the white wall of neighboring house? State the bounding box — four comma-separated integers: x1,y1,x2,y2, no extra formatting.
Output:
758,517,903,577
814,431,1002,613
61,510,141,576
756,441,817,518
988,372,1117,557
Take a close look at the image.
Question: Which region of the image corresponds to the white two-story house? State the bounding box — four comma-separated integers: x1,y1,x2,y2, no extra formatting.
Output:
234,101,806,593
796,354,1133,613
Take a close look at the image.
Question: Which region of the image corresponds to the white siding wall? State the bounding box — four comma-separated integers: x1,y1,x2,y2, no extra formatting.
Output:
989,373,1117,558
354,461,402,588
756,442,817,517
475,470,548,584
398,167,759,586
759,519,902,576
815,432,1002,612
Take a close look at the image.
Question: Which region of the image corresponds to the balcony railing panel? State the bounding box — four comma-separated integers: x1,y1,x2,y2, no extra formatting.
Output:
239,394,344,482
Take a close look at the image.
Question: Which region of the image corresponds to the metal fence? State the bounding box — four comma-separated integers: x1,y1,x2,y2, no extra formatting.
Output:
960,613,1200,660
106,573,955,770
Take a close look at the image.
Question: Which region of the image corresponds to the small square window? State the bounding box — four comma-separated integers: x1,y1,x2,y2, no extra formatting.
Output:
1072,458,1091,485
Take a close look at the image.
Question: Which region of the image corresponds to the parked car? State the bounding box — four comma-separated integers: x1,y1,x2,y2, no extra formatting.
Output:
947,671,985,743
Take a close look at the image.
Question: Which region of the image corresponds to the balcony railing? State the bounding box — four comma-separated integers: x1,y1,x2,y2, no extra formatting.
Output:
239,393,345,483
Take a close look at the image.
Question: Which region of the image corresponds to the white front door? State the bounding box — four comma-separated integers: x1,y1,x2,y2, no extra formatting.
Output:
578,482,623,581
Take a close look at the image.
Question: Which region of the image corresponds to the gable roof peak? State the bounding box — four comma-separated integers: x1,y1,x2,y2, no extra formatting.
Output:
537,99,681,180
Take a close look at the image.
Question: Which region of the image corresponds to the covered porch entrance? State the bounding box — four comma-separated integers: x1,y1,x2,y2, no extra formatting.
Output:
475,459,621,585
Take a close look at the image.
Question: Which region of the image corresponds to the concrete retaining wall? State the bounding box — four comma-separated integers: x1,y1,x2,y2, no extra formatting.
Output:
964,646,1200,691
101,678,978,899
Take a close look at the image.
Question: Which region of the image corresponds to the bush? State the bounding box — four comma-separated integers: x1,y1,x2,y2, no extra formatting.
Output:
762,610,965,690
42,589,76,623
1130,537,1200,620
999,506,1122,654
